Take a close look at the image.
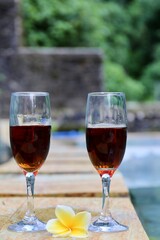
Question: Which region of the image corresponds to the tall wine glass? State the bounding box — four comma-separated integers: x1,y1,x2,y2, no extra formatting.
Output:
85,92,128,232
8,92,51,232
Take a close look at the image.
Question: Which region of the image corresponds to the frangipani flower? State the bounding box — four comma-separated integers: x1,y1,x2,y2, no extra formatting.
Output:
46,205,91,238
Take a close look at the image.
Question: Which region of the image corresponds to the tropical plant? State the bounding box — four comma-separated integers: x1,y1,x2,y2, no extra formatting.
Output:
103,61,145,100
21,0,160,100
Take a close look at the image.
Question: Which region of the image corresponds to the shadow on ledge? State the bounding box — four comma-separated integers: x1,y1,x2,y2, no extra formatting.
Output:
0,140,12,164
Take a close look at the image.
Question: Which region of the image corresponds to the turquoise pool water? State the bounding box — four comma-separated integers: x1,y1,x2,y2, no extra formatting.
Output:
129,187,160,240
120,133,160,240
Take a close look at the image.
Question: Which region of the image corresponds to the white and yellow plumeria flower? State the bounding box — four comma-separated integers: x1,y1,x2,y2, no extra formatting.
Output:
46,205,91,238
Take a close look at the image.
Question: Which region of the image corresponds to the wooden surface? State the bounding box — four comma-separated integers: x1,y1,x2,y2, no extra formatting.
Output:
0,138,129,197
0,120,149,239
0,171,128,197
0,197,149,240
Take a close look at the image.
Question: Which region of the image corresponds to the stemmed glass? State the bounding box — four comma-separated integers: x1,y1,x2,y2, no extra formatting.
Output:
8,92,51,232
85,92,128,232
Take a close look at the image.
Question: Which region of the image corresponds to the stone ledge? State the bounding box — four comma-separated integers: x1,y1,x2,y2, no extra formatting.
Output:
127,102,160,131
17,47,103,57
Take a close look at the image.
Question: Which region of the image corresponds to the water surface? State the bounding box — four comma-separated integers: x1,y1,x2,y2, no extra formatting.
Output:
120,133,160,240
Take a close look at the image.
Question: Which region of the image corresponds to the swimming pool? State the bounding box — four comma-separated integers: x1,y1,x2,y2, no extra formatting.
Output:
120,133,160,240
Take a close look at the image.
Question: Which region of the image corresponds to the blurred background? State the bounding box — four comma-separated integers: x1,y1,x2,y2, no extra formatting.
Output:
0,0,160,239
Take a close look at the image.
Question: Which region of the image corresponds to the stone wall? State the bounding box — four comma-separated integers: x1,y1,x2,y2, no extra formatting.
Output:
0,48,103,125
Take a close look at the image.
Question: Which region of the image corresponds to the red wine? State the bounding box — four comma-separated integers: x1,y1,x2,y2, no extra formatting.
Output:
10,125,51,173
86,126,127,177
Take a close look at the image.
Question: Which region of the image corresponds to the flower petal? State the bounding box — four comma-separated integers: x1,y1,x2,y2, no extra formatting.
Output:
46,219,70,235
55,205,75,227
73,211,91,230
52,230,71,238
70,228,89,238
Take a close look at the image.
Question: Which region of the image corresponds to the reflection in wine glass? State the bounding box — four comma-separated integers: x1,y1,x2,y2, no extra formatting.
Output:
85,92,128,232
8,92,51,232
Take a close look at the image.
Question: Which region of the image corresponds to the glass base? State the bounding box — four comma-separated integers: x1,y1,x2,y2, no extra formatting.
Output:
89,216,128,233
8,217,46,232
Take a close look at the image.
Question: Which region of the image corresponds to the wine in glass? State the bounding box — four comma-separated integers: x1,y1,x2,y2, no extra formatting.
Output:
85,92,128,232
8,92,51,232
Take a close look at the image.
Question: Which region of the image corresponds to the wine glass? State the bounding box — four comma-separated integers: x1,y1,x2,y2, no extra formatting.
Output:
8,92,51,232
85,92,128,232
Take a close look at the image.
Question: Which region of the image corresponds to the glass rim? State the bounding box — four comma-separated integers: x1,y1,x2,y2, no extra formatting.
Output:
11,92,49,96
88,92,125,96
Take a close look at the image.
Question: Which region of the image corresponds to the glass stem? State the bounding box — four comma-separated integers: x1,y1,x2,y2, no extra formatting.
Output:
100,173,111,219
24,172,36,222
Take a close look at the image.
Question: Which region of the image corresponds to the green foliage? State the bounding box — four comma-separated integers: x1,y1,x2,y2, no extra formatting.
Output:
97,2,131,66
103,61,145,100
141,61,160,99
21,0,160,101
154,44,160,61
127,0,160,77
21,0,130,65
21,0,101,47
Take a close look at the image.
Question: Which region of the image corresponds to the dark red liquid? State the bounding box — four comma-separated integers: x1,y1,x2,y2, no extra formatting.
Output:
10,125,51,174
86,126,127,177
